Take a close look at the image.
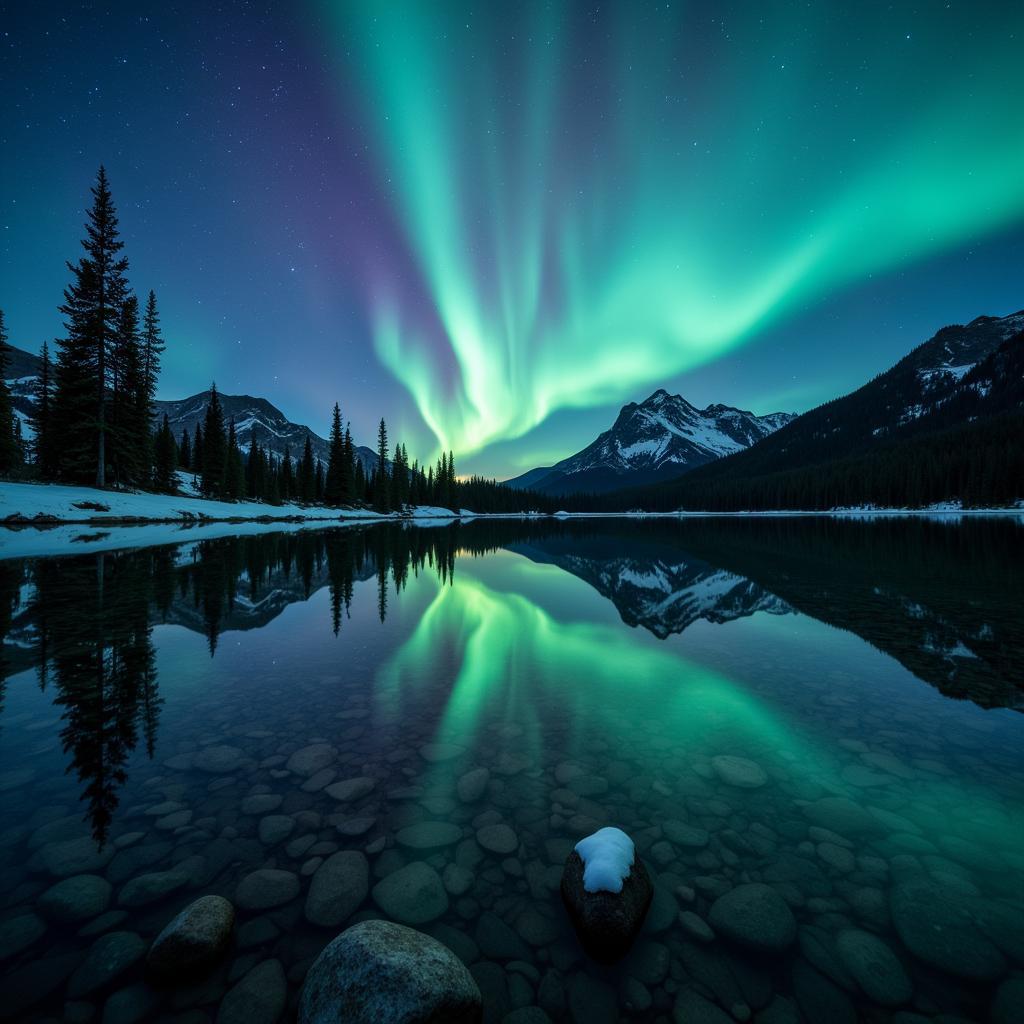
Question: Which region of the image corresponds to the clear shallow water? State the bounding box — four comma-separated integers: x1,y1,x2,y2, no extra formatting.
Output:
0,517,1022,1022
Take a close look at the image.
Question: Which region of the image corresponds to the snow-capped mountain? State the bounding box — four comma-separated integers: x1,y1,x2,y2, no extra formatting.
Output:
152,392,380,472
508,390,796,495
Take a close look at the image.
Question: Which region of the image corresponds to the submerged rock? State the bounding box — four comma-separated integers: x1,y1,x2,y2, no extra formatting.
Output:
834,928,912,1006
235,868,300,911
298,919,481,1024
305,851,369,927
218,958,288,1024
707,883,796,953
193,744,245,774
38,874,112,923
711,755,767,788
147,894,235,983
890,877,1006,981
372,862,449,925
560,827,652,962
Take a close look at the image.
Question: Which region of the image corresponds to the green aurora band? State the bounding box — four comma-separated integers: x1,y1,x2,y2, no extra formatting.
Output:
328,2,1024,460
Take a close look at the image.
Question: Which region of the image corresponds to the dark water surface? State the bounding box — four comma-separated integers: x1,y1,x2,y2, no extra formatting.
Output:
0,517,1022,1022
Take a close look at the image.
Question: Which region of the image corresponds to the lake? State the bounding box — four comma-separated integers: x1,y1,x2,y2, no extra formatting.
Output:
1,516,1022,1023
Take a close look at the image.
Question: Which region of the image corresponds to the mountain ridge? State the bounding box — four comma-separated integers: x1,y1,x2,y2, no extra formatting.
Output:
0,347,379,471
507,390,796,494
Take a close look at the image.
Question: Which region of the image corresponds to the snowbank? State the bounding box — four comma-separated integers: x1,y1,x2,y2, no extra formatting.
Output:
575,827,636,894
0,518,342,561
0,481,472,526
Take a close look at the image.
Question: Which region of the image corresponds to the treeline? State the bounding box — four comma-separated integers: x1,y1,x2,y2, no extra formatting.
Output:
168,388,463,511
0,167,553,515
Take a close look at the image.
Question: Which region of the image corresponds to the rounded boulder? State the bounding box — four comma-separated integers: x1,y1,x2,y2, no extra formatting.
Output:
298,919,482,1024
147,894,235,982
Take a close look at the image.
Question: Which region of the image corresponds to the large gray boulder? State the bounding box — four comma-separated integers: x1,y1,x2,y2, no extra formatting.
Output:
298,920,482,1024
147,894,235,982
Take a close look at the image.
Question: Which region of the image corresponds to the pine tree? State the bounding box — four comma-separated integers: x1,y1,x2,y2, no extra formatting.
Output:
141,290,164,408
354,458,366,503
192,421,204,480
201,384,226,497
152,414,177,492
30,339,57,479
0,310,18,476
341,424,354,503
315,459,325,503
324,403,345,506
52,167,129,486
299,436,315,502
375,418,389,512
178,427,191,470
281,443,294,500
223,419,245,500
110,294,148,486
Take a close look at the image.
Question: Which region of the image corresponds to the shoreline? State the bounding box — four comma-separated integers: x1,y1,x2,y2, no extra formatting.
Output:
2,479,1022,528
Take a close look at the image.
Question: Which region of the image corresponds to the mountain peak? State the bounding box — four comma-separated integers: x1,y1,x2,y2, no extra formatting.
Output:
508,389,795,495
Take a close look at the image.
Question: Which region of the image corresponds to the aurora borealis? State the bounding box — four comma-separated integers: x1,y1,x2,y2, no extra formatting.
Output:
3,1,1024,477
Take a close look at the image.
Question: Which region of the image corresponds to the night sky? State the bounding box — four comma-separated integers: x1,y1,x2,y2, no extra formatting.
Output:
3,2,1023,479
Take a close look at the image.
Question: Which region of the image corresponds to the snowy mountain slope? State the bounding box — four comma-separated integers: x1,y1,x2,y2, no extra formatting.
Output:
507,390,795,495
673,309,1024,484
152,391,380,472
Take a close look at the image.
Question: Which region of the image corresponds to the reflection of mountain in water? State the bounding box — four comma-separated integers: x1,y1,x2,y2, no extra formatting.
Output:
664,516,1024,711
509,535,791,638
503,518,1023,711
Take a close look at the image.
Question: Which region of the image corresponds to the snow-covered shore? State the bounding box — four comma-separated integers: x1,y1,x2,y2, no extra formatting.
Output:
2,481,1021,561
0,480,466,525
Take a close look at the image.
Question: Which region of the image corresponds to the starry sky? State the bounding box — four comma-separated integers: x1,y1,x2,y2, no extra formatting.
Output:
2,1,1023,479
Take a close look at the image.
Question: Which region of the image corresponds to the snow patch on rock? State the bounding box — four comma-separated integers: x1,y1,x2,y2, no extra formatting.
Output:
575,827,635,894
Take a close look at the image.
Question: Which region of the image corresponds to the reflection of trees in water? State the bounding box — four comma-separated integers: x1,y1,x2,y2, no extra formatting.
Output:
0,525,463,843
31,553,161,845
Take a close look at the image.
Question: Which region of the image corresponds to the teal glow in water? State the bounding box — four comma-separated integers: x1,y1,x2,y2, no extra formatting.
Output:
0,518,1021,1020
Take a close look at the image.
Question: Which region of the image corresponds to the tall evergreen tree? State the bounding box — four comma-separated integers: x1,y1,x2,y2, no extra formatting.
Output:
223,419,245,500
152,414,177,492
281,443,294,500
178,426,191,470
201,384,226,496
0,310,17,476
31,339,57,479
354,457,366,503
192,421,204,480
315,459,325,503
141,290,164,407
110,294,149,485
298,435,315,502
341,424,355,503
53,167,129,486
375,417,389,512
324,403,345,506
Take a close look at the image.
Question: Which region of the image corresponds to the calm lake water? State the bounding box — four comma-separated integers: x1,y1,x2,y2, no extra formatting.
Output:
0,517,1022,1023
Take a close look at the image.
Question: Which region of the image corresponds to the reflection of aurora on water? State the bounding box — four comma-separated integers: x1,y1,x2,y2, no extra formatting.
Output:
375,555,1024,866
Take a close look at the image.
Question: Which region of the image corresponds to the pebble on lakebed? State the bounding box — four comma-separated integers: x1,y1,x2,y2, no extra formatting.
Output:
561,826,652,962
